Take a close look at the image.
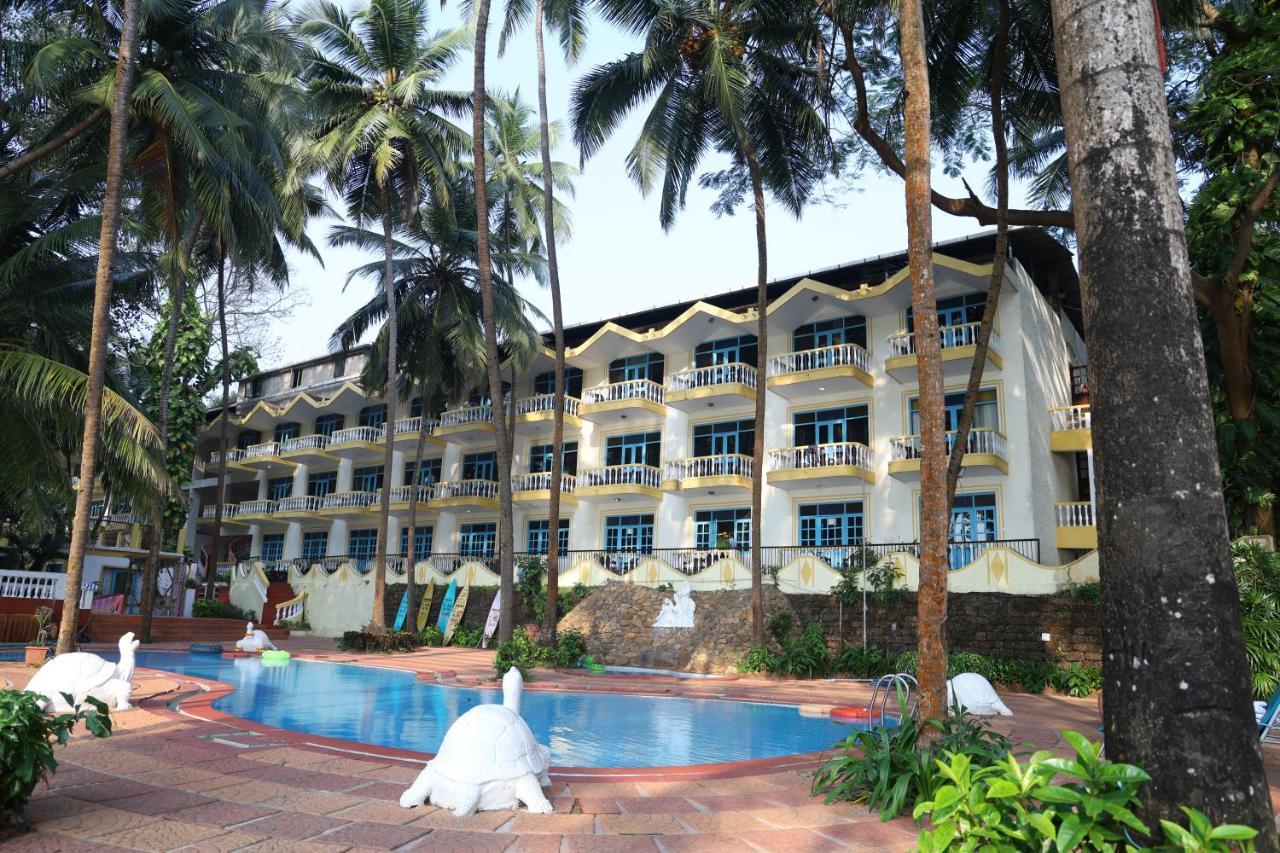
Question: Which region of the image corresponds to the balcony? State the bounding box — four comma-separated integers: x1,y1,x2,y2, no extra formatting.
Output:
512,472,578,507
884,321,1002,382
578,380,666,425
662,454,752,495
274,495,324,520
317,490,378,519
888,428,1009,478
1055,501,1097,550
767,442,875,489
200,503,248,527
206,448,244,471
235,499,279,521
1050,404,1092,452
279,434,333,466
435,405,495,444
575,464,663,501
327,426,385,462
766,344,872,398
238,441,296,473
389,416,440,446
430,479,498,511
666,363,756,412
513,394,583,435
387,484,433,513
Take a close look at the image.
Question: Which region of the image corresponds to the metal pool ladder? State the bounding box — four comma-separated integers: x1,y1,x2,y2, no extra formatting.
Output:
868,672,919,725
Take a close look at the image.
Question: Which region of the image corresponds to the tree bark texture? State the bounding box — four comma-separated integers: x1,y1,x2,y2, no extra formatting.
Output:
1051,0,1275,835
57,0,143,654
207,251,231,601
745,144,768,646
369,183,398,632
0,106,107,182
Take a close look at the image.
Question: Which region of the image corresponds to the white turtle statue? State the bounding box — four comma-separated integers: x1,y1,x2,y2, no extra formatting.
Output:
948,672,1013,716
26,632,139,712
400,667,553,816
234,622,275,652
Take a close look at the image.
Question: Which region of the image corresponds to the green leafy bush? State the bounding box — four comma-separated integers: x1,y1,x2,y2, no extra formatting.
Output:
835,643,894,678
738,644,780,673
337,631,418,653
1234,541,1280,699
2,690,112,831
1066,581,1103,604
449,625,482,648
418,625,443,646
494,627,587,676
766,612,795,644
1051,663,1103,698
780,622,832,677
892,650,919,675
192,598,253,620
276,617,310,631
515,557,593,625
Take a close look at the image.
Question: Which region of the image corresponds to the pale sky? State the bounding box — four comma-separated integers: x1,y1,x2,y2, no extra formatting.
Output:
270,6,1035,367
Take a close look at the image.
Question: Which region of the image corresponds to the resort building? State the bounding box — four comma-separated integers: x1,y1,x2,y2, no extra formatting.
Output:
190,228,1097,630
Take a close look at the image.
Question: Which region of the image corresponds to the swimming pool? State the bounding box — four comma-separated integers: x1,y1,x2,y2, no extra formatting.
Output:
18,650,865,768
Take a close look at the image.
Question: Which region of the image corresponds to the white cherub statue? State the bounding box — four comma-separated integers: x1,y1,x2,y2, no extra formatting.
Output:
234,621,275,652
653,581,695,628
26,632,139,712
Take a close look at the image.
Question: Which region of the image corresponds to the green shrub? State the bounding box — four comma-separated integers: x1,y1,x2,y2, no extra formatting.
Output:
418,625,443,646
1234,541,1280,699
1066,581,1103,604
515,558,593,625
766,612,795,644
494,627,587,676
449,625,482,648
892,650,919,675
739,644,780,673
192,598,253,620
1,690,112,831
946,651,995,681
780,622,832,677
1050,663,1103,697
276,617,310,631
337,631,418,653
836,643,894,678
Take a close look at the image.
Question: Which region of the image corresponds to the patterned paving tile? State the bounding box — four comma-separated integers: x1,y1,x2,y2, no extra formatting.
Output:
327,799,422,826
165,800,281,828
596,813,687,835
217,781,305,804
173,829,272,852
502,836,563,853
736,827,849,851
37,806,160,839
24,794,102,824
613,798,699,815
342,782,404,803
108,789,216,816
0,832,130,852
313,820,428,849
95,818,229,851
236,840,349,852
401,828,514,852
575,798,621,815
356,764,421,784
237,811,350,841
61,780,163,804
507,814,597,835
408,809,514,832
270,792,368,816
744,805,857,829
564,836,660,852
671,811,769,834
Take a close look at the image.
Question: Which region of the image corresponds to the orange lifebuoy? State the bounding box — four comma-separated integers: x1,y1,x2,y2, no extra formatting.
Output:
830,705,878,722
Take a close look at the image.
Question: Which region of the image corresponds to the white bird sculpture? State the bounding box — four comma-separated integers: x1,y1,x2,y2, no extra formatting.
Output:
25,632,139,712
948,672,1013,716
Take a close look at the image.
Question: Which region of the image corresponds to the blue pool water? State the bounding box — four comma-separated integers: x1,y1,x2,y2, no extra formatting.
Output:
12,650,866,767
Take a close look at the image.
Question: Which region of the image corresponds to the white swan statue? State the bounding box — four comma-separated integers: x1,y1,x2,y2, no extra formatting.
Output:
234,622,275,652
25,632,139,712
948,672,1013,716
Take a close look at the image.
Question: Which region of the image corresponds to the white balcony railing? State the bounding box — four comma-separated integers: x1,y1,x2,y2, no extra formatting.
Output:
242,441,280,460
514,393,582,418
388,485,430,504
767,343,870,378
887,321,1001,359
330,426,382,445
581,379,665,407
237,499,278,515
439,405,494,428
668,363,757,393
390,416,436,437
320,491,377,510
1050,404,1092,431
281,434,328,454
1056,501,1096,528
664,454,753,481
276,496,322,513
578,464,662,490
0,569,63,600
209,448,244,466
770,442,873,472
274,590,306,623
890,428,1008,462
200,503,239,519
512,472,578,493
431,480,498,501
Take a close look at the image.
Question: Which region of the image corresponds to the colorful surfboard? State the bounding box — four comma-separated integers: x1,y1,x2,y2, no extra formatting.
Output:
435,579,458,633
442,585,470,645
481,590,502,648
391,586,411,631
415,581,435,633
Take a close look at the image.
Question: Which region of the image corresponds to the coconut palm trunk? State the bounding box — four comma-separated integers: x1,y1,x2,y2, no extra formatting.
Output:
56,0,144,655
206,250,231,601
370,181,399,632
0,107,107,182
1050,0,1274,834
897,0,949,725
404,402,430,624
744,145,768,645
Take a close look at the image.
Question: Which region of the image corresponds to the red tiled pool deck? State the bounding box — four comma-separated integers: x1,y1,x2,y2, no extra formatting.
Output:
5,639,1279,852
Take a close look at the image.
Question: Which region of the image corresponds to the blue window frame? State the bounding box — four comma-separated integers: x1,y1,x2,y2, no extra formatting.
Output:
398,525,433,557
462,451,497,481
314,414,344,437
692,420,754,457
908,389,999,435
526,519,570,554
529,441,578,475
236,429,262,449
301,531,327,561
604,432,661,467
792,405,869,446
907,292,987,332
534,367,584,398
792,315,867,351
273,422,300,443
260,533,285,562
266,476,292,501
608,352,664,384
348,529,377,567
307,470,336,498
404,458,442,487
798,501,864,547
695,508,750,549
459,522,497,557
353,465,384,492
605,514,654,553
358,404,387,429
694,335,758,368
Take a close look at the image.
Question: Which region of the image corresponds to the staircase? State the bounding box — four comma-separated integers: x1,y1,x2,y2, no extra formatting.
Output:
260,582,298,627
86,614,290,644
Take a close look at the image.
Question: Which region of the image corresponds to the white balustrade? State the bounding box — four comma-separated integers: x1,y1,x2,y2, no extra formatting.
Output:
514,394,582,417
768,343,870,377
578,464,662,489
238,499,278,515
242,441,280,459
388,485,430,503
439,405,493,428
512,472,578,493
887,321,1001,358
209,448,244,465
390,415,435,436
663,454,752,481
330,426,382,444
201,503,239,519
281,434,328,453
1055,502,1095,528
431,480,498,500
581,379,665,406
1050,404,1092,431
668,363,756,392
770,442,873,471
250,564,269,602
890,429,1007,462
274,591,306,623
0,570,64,600
320,491,377,510
276,496,321,513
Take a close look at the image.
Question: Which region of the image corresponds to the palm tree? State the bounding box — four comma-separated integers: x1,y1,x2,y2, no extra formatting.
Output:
301,0,469,630
571,0,826,643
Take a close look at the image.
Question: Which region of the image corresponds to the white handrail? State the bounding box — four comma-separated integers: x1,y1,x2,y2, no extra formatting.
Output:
1055,501,1095,527
770,442,873,471
768,343,870,377
578,464,662,489
388,485,430,503
581,379,665,406
201,503,238,519
238,499,278,515
320,491,377,510
274,590,306,624
276,496,321,513
209,448,244,465
668,363,757,392
887,321,1001,358
1050,404,1091,431
330,426,382,444
432,480,498,500
663,454,752,480
439,405,493,428
514,393,582,417
242,441,280,459
390,415,436,436
512,472,578,493
0,570,64,600
250,564,269,602
890,428,1008,461
281,434,328,453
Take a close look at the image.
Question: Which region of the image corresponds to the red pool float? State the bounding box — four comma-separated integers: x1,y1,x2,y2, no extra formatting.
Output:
829,705,879,722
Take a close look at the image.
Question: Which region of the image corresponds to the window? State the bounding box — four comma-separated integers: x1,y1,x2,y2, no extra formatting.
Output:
946,492,998,568
290,367,303,388
302,531,328,562
274,422,300,443
463,451,497,481
236,429,262,449
250,378,262,398
608,352,664,384
307,470,337,498
348,529,377,566
266,476,292,501
529,441,578,475
792,315,867,351
692,420,754,457
353,465,384,492
907,292,987,332
792,405,869,446
467,383,509,406
534,367,584,398
359,404,387,428
526,519,570,554
605,514,654,553
459,522,497,557
314,414,344,437
404,458,443,486
260,533,285,562
695,508,750,549
908,389,999,435
694,335,758,368
398,525,433,557
604,432,661,467
798,502,864,547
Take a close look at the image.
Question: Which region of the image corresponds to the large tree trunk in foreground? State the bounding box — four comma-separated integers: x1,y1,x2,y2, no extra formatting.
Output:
206,251,231,602
369,183,398,633
57,0,143,655
897,0,949,726
1051,0,1275,836
745,145,768,646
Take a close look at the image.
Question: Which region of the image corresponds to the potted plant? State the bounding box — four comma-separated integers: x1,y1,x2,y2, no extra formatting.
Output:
23,607,53,666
